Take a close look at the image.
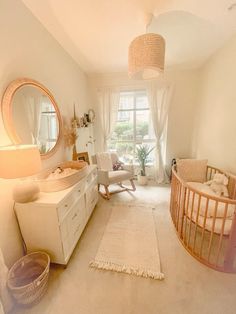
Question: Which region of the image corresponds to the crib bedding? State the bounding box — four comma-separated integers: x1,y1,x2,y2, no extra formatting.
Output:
184,181,235,235
186,209,233,235
186,182,235,218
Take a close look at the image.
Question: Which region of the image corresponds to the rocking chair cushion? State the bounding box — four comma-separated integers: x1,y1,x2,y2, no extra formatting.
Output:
108,170,133,184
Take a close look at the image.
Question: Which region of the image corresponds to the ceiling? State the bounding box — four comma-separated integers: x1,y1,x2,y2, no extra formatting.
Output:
22,0,236,74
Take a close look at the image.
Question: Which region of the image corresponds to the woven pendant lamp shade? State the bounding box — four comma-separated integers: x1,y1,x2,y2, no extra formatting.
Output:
128,33,165,80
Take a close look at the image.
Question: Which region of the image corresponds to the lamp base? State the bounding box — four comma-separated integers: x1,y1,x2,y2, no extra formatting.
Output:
13,181,40,203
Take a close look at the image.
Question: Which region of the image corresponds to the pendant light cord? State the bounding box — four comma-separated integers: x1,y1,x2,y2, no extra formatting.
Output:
145,13,153,33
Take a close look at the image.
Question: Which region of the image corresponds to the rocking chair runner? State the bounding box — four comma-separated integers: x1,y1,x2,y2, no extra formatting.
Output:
92,153,136,200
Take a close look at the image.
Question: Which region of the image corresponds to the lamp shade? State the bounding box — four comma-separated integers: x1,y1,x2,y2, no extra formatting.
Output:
128,33,165,80
0,145,41,179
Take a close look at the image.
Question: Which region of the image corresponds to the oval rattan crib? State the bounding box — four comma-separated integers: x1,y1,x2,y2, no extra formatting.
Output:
170,164,236,273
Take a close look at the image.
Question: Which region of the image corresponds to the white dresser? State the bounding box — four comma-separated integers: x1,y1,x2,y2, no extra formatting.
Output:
15,165,98,265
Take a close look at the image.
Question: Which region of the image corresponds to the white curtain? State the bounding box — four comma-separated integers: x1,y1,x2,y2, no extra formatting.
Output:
97,88,120,151
147,82,173,183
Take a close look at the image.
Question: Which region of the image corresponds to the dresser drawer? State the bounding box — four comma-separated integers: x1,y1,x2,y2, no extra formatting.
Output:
86,181,98,217
62,222,83,261
68,196,85,235
85,168,97,187
60,196,85,239
60,219,68,241
62,235,70,259
57,195,74,222
71,179,86,196
69,221,84,249
57,181,85,221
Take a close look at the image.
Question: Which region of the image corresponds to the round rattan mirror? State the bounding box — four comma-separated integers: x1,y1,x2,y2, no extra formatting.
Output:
1,78,63,159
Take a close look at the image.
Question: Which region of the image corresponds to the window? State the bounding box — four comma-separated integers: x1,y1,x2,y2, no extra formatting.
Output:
38,99,58,153
108,91,155,164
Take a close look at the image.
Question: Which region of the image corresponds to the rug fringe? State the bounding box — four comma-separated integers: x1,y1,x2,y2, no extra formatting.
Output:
89,260,164,280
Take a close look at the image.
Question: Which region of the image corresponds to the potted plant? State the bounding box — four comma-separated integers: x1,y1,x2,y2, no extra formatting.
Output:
136,145,154,185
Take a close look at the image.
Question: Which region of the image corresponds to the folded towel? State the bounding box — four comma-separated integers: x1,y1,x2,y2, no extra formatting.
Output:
96,153,113,171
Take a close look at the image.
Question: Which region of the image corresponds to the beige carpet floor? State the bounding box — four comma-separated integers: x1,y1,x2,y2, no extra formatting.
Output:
12,182,236,314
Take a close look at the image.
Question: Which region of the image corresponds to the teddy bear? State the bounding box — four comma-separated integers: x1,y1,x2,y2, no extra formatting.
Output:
205,173,229,197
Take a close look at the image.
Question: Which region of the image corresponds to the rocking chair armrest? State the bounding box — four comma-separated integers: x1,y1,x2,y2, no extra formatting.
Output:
97,170,110,185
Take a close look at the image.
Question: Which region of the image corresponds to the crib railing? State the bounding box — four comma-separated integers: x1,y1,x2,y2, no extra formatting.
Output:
170,166,236,273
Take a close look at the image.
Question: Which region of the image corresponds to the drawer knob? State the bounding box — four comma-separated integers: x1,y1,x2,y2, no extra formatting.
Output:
65,204,68,207
78,189,81,193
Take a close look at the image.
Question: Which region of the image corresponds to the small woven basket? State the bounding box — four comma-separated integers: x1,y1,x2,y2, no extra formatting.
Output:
36,161,88,192
7,252,50,306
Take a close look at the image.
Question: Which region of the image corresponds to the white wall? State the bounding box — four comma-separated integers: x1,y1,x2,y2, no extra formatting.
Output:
0,0,90,266
194,34,236,174
88,69,200,169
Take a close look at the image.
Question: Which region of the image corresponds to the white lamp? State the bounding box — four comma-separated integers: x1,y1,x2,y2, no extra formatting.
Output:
0,145,42,203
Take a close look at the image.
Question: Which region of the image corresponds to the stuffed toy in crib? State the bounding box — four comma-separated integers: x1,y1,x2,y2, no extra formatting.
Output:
205,173,229,197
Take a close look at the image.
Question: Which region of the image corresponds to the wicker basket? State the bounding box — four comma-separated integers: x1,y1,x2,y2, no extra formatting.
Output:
7,252,50,305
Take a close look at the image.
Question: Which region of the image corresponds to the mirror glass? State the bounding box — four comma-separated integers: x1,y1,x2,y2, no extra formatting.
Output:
11,85,59,154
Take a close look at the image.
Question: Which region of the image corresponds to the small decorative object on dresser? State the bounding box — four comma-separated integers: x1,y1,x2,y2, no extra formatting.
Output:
77,151,90,164
83,113,89,127
88,108,95,123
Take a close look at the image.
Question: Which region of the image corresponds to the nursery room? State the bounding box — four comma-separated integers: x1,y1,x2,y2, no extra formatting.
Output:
1,0,236,313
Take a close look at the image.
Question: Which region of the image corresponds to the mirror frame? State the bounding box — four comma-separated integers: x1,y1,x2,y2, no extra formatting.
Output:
1,78,63,159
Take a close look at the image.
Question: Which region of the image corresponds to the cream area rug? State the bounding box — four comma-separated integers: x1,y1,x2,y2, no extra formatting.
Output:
90,203,164,280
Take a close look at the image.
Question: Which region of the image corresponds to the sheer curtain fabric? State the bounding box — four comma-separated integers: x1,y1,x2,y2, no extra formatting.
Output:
24,95,42,145
147,82,173,183
97,88,120,151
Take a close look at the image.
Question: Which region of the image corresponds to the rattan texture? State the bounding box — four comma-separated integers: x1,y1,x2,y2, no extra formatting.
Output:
7,252,50,306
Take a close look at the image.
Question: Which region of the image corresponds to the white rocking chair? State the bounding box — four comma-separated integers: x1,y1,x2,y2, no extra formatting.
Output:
92,152,136,200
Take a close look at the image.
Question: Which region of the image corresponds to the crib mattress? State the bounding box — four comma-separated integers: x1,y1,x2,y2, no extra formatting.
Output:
185,182,235,235
187,182,235,218
186,210,233,235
